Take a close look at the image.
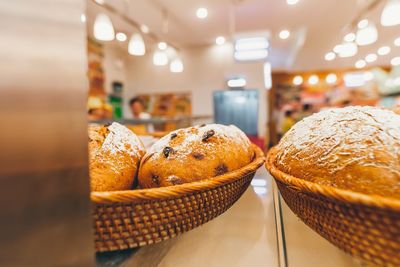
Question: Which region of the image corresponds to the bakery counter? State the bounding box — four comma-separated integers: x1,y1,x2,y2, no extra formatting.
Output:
96,168,365,267
96,167,279,267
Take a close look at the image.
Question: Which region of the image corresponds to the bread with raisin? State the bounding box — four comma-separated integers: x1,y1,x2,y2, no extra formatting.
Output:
88,122,145,191
138,124,254,188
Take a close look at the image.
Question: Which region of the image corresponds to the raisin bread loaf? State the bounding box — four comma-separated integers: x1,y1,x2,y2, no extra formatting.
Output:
138,124,254,188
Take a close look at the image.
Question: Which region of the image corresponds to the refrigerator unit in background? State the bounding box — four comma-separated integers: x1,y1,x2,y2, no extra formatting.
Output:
213,89,259,136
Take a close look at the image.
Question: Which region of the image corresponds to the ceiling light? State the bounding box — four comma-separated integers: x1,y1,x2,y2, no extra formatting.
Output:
116,32,127,42
381,0,400,26
356,21,378,46
94,0,105,4
234,34,269,61
293,75,303,85
287,0,300,5
279,30,290,40
93,13,115,41
355,60,366,69
216,36,226,45
165,47,177,59
394,36,400,46
308,75,319,85
128,33,145,56
391,57,400,66
363,71,374,81
80,14,86,23
325,52,336,61
378,46,391,56
358,19,369,29
344,73,366,87
326,73,337,84
140,24,149,33
196,8,208,19
365,53,377,63
338,42,358,58
158,42,167,50
153,50,168,66
333,44,343,54
344,33,356,42
234,50,269,61
235,37,269,50
170,58,184,73
227,78,246,88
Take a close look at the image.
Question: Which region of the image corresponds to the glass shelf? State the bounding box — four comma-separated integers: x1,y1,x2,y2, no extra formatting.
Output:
96,169,364,267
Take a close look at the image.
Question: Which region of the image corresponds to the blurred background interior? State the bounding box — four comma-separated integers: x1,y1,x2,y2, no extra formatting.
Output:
85,0,400,148
2,0,400,266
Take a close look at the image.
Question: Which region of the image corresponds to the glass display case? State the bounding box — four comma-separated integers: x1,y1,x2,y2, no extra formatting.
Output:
96,169,364,267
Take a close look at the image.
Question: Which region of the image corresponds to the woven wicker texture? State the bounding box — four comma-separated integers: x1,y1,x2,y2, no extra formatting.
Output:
92,144,265,252
266,147,400,267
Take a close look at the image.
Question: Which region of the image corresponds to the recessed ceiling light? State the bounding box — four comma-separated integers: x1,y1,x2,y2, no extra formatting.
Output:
116,32,127,42
356,21,378,46
325,52,336,61
333,44,342,54
196,8,208,19
140,24,149,34
308,75,319,85
287,0,300,5
378,46,391,56
394,36,400,46
344,33,356,42
365,53,378,63
293,75,303,85
391,57,400,66
338,42,358,58
358,19,369,29
326,73,337,84
279,30,290,40
355,60,366,69
94,0,105,4
215,36,226,45
158,42,167,50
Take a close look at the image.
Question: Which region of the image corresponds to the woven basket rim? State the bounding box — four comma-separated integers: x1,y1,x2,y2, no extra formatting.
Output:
266,146,400,212
91,144,265,204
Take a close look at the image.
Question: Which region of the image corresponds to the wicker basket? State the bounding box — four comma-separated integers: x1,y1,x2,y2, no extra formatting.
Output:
91,144,265,252
266,147,400,267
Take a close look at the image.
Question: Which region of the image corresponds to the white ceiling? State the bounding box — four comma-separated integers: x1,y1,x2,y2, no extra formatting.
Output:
87,0,400,71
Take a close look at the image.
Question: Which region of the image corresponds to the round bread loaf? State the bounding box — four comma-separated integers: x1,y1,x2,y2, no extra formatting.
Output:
138,124,254,188
275,106,400,199
88,122,145,191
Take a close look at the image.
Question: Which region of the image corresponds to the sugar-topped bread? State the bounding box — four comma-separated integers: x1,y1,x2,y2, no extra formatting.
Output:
88,122,145,191
138,124,254,188
275,106,400,199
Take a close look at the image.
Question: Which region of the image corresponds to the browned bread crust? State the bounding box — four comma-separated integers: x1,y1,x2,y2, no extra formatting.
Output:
88,122,145,191
138,124,254,188
275,106,400,199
